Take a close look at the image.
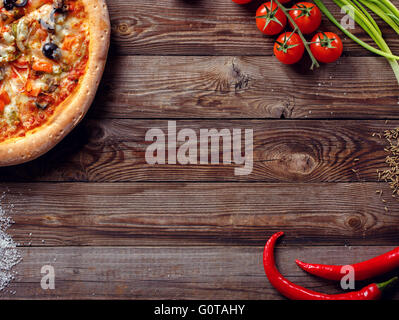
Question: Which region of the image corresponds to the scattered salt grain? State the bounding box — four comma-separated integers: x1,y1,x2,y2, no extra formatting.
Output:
0,195,21,292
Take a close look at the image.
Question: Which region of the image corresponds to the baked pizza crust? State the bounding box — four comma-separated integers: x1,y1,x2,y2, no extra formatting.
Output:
0,0,110,166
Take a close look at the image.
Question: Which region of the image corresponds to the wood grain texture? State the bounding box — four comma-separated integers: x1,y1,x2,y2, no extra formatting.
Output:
3,0,399,300
2,246,399,299
92,55,399,119
2,182,398,246
108,0,399,56
0,119,393,182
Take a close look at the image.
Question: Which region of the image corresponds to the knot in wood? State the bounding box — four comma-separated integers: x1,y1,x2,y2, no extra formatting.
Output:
113,19,134,36
346,215,363,231
283,152,316,175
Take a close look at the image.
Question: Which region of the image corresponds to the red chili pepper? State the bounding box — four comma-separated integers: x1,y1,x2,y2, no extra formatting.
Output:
263,232,398,300
296,246,399,281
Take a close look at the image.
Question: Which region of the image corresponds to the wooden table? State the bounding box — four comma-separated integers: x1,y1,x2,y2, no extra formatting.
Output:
1,0,399,299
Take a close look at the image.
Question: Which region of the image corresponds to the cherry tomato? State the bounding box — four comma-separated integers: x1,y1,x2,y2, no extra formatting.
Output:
288,2,321,34
310,32,343,63
273,32,305,64
232,0,252,4
279,0,292,3
256,2,287,36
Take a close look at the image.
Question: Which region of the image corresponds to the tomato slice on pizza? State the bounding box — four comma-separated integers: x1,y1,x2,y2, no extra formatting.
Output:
0,0,109,165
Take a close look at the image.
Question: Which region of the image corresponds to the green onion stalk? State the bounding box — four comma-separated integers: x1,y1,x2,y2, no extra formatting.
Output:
359,0,399,34
313,0,399,85
336,0,399,85
368,0,399,26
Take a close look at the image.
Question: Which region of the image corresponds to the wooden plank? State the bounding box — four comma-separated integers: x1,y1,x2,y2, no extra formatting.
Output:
2,246,399,299
3,182,399,246
108,0,399,56
0,119,393,182
93,56,399,119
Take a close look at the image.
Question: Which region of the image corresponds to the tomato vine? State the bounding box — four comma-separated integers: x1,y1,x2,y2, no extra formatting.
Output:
274,0,320,69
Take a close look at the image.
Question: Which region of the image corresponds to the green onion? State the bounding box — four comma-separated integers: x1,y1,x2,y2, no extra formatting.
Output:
314,0,399,59
367,0,399,29
359,0,399,34
335,0,378,38
314,0,399,85
378,0,399,21
353,0,381,34
387,13,399,27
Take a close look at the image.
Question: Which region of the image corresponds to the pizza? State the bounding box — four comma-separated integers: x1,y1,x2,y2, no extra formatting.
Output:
0,0,109,166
